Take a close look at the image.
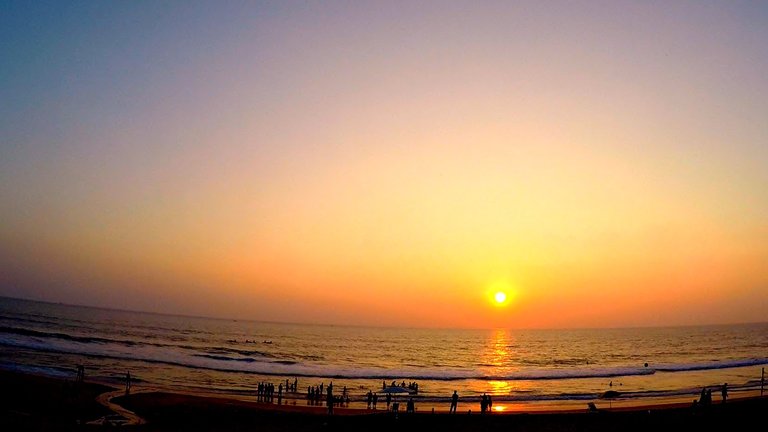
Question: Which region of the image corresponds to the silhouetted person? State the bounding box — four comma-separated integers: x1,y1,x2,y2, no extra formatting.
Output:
367,390,373,409
721,383,728,403
480,394,487,413
699,387,707,405
450,390,459,413
76,365,85,384
407,397,415,413
125,371,131,395
327,384,333,414
373,392,378,409
488,394,493,412
386,392,392,409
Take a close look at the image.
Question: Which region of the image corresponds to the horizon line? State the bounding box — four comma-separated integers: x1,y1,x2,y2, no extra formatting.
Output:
2,294,765,332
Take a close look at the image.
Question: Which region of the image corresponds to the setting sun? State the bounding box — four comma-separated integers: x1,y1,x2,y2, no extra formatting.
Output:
486,281,516,308
494,292,507,304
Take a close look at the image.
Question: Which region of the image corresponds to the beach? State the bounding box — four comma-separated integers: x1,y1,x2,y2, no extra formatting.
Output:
3,298,766,411
2,369,766,432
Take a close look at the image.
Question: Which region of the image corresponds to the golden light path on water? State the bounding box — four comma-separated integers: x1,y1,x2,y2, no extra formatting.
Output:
476,328,549,412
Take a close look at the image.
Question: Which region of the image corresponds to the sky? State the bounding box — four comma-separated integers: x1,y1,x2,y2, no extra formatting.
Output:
1,1,767,329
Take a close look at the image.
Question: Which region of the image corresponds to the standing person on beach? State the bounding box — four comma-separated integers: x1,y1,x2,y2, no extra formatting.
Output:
366,390,372,409
373,392,378,409
721,383,728,403
326,384,333,414
450,390,459,413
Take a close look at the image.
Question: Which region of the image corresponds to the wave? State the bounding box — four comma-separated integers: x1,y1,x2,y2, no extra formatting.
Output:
653,358,768,372
202,346,275,358
0,334,646,380
4,334,767,382
193,354,260,363
0,325,123,346
0,325,275,359
3,330,767,383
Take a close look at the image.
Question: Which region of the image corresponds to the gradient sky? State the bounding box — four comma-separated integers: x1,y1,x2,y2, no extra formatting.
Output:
2,1,767,328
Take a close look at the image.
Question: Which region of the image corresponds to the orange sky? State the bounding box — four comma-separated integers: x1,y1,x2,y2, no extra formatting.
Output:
1,1,767,328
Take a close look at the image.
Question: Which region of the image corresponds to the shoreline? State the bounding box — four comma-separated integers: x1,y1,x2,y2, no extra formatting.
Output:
5,365,764,415
81,371,764,415
3,368,767,431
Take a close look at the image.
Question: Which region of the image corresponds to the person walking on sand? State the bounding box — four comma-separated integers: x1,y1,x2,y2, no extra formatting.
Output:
367,390,373,409
721,383,728,403
450,390,459,413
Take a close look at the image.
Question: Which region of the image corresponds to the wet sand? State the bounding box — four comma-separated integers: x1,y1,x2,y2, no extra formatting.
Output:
1,369,765,431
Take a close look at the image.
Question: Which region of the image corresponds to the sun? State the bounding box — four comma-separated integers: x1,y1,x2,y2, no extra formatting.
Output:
494,291,507,304
486,280,516,308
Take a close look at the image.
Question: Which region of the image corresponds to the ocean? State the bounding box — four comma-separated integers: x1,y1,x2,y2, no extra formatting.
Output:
1,297,766,411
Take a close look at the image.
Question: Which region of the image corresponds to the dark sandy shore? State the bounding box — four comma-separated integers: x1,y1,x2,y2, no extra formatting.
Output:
1,369,765,431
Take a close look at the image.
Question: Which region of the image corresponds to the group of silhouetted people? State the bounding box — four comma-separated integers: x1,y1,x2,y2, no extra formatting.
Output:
255,379,301,405
366,390,379,409
307,384,323,405
305,381,349,410
693,383,728,410
480,393,493,413
382,380,419,393
283,377,298,393
257,381,280,403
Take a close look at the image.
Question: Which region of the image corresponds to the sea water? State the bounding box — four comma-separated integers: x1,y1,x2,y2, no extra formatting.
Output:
1,297,765,410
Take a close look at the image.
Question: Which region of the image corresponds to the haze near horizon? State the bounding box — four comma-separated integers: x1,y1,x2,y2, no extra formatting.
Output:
1,1,767,329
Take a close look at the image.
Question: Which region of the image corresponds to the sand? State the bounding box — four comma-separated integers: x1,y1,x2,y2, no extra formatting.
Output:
1,369,765,431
